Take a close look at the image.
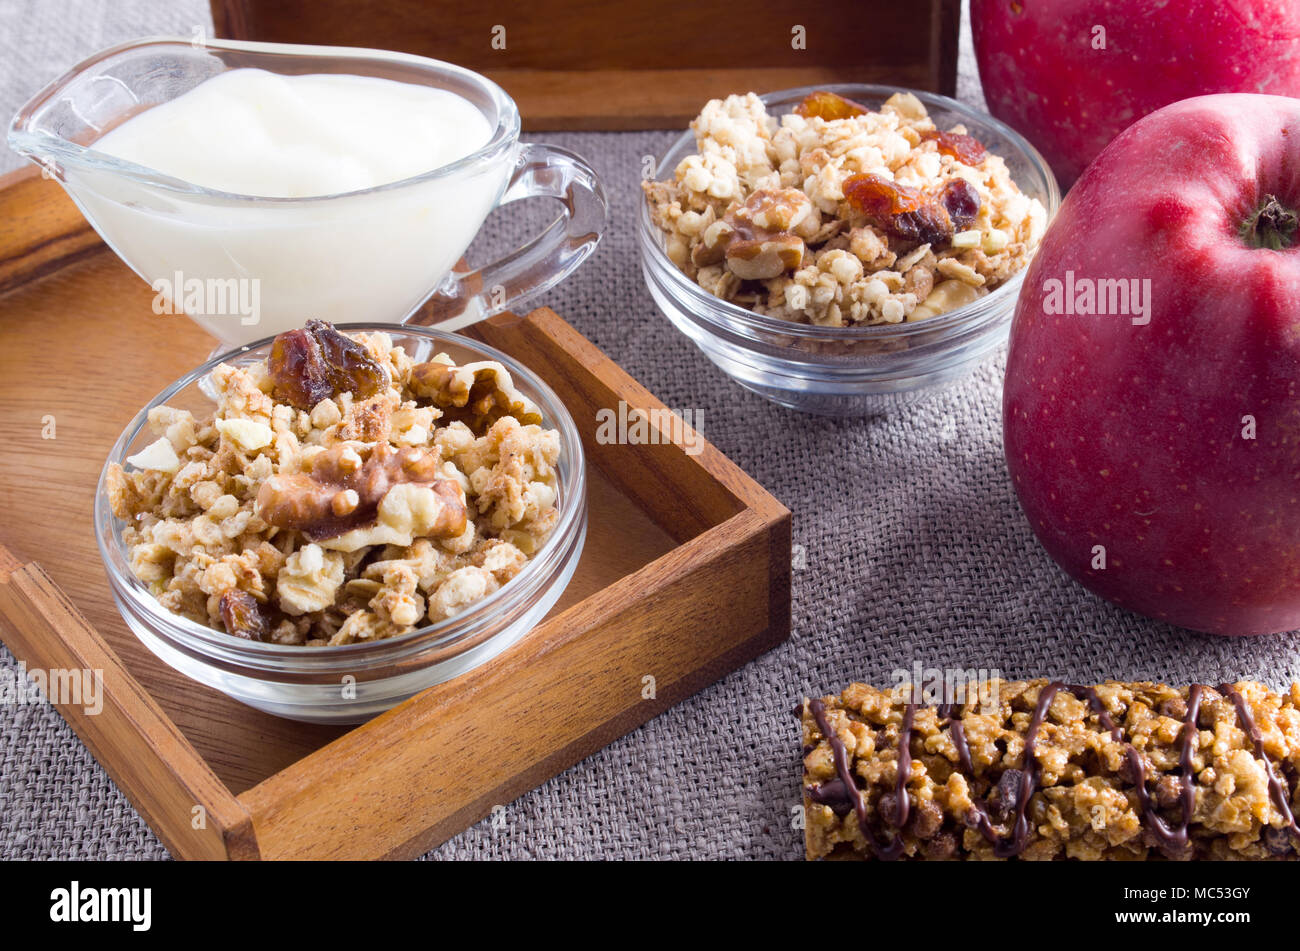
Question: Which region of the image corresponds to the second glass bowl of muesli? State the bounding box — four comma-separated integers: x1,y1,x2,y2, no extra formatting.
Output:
95,321,587,723
639,84,1059,415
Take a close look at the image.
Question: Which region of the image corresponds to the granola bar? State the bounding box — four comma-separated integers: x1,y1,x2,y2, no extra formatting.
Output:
800,679,1300,860
644,90,1047,328
108,320,561,646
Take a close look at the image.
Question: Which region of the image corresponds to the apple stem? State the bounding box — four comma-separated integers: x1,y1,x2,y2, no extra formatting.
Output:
1241,195,1298,251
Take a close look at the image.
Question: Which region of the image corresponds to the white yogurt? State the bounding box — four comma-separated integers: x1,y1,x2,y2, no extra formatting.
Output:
94,69,493,197
77,68,507,343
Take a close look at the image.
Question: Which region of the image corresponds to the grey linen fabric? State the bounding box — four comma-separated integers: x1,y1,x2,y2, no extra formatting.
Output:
3,1,1299,861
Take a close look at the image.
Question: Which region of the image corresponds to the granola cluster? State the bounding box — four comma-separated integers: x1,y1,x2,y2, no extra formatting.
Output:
644,91,1048,327
801,680,1300,860
108,322,561,646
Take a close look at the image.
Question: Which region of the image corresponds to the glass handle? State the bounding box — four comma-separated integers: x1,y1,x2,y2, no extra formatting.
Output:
415,142,608,331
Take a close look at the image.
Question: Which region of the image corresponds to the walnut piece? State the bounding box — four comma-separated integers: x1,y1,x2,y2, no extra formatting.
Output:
409,358,542,434
322,482,468,552
256,442,467,543
727,233,806,280
721,188,812,280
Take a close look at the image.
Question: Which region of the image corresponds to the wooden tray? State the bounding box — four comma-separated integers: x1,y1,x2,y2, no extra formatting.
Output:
0,169,791,859
210,0,961,130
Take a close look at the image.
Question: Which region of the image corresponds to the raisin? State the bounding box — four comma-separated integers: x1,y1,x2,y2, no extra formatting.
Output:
876,791,901,826
940,178,981,231
987,768,1023,821
793,90,868,121
911,799,944,839
895,205,956,246
842,173,925,220
923,129,988,166
268,327,332,410
844,173,981,247
1264,826,1295,856
219,589,268,641
844,173,951,245
268,319,389,411
921,832,958,859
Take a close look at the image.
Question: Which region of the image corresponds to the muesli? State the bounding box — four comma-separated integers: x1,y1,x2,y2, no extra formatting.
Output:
108,320,561,646
645,90,1048,327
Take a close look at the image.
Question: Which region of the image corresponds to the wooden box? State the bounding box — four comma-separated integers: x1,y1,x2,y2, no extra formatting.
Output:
210,0,961,129
0,170,791,859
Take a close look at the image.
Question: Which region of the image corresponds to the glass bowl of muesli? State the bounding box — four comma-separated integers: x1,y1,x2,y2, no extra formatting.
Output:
95,321,587,723
639,84,1059,415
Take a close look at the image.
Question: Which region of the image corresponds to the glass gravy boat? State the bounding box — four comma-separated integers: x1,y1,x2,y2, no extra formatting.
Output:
8,36,608,347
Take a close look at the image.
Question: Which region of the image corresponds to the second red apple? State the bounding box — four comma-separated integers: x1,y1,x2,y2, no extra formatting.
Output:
972,0,1300,190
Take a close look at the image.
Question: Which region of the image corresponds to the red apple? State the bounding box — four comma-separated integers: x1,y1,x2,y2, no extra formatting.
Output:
972,0,1300,190
1003,94,1300,636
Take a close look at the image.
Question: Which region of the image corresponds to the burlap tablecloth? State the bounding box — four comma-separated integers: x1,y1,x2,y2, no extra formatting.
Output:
3,0,1297,860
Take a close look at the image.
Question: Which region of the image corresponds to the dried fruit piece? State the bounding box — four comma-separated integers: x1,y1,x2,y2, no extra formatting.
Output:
922,129,988,166
268,319,389,411
842,173,926,219
794,90,868,121
843,173,982,247
257,442,466,542
940,178,982,231
843,173,950,245
219,589,268,641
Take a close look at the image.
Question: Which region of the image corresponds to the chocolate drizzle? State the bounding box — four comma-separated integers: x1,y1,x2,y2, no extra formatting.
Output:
1076,683,1201,855
806,698,911,860
937,702,974,774
951,683,1060,856
1220,683,1300,846
943,683,1208,856
804,680,1300,860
